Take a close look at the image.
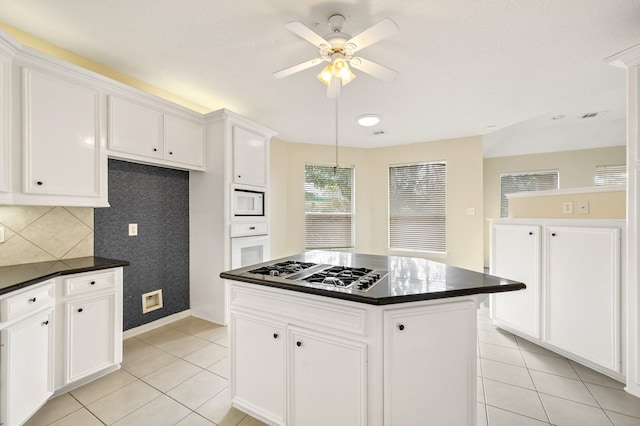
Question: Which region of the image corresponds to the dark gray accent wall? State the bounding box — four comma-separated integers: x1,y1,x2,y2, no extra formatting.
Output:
95,159,189,330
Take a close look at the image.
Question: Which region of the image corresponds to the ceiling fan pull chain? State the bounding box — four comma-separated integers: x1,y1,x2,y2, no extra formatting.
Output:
334,95,339,174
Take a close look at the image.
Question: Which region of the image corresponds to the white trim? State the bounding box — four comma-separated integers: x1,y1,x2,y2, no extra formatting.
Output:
506,184,625,199
122,309,191,339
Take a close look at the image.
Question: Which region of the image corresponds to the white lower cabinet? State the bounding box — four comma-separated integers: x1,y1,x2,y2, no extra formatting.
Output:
64,293,117,384
0,267,123,426
490,220,623,377
490,224,541,338
384,301,477,426
288,327,367,426
231,313,285,425
229,282,479,426
0,308,54,426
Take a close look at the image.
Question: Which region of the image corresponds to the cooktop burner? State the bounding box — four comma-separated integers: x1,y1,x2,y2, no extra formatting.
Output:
248,261,317,277
290,265,387,291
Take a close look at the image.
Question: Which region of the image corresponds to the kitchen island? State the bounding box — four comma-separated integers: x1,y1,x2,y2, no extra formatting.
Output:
221,251,524,426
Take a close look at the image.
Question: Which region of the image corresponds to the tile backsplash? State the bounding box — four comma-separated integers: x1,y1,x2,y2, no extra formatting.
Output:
0,206,94,267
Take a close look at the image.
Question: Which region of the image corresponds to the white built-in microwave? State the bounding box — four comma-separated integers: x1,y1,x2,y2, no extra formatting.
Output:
233,188,265,216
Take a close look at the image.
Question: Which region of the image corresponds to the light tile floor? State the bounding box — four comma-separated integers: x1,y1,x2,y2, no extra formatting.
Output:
27,310,640,426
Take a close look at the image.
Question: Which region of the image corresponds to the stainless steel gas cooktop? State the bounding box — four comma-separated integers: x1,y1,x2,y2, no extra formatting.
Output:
247,261,387,292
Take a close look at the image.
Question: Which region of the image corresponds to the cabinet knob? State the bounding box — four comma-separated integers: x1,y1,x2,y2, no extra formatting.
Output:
29,297,37,303
42,320,49,326
398,324,405,331
296,341,302,347
169,151,173,155
552,233,557,237
77,308,83,313
153,148,158,152
90,281,96,285
36,181,43,186
273,333,279,339
528,232,533,235
237,175,241,179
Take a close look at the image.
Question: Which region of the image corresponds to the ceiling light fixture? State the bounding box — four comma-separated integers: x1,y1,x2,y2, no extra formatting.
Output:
551,115,566,120
357,114,381,127
317,54,357,90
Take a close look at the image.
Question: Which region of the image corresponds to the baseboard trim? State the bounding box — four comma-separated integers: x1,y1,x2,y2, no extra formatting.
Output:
123,309,191,339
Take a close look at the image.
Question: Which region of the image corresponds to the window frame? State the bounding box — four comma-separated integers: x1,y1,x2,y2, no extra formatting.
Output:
499,169,559,218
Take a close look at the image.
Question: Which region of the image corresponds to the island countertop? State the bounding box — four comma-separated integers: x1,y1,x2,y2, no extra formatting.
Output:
0,256,130,296
221,251,525,305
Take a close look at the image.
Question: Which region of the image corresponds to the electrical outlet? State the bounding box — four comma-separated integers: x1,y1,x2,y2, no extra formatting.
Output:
466,207,475,216
0,226,4,243
562,202,573,214
128,223,138,236
577,201,589,215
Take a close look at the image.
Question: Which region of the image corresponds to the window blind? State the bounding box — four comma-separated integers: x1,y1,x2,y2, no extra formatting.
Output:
500,170,559,218
305,164,354,249
595,164,626,186
389,162,446,253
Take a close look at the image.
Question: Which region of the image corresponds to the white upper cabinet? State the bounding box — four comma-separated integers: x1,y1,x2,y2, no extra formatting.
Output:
16,66,108,207
164,113,205,168
0,57,11,202
233,125,267,187
108,96,162,160
108,95,205,171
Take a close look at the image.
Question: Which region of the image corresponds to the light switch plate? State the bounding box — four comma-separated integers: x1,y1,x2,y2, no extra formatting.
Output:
466,207,475,216
562,202,573,214
0,226,4,243
128,223,138,236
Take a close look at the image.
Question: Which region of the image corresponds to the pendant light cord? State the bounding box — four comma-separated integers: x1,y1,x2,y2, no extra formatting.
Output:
334,95,339,174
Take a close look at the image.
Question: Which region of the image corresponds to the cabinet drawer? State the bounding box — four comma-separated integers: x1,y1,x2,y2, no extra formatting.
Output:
64,271,116,296
230,222,268,237
1,281,55,321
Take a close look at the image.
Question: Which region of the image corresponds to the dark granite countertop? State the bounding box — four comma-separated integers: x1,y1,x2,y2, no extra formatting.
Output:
221,251,525,305
0,257,130,296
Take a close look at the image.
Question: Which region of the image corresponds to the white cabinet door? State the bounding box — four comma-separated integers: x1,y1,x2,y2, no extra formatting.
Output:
490,224,541,338
231,313,285,425
0,59,10,201
232,126,267,187
288,327,367,426
1,308,54,426
65,292,116,384
384,301,476,426
164,114,204,168
545,226,621,371
108,95,163,160
22,68,102,198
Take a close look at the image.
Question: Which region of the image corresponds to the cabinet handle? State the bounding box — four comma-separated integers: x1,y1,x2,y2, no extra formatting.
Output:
296,341,302,347
36,181,43,186
249,226,256,230
90,281,96,285
42,320,49,326
77,308,83,313
273,333,279,339
29,297,37,303
398,324,405,331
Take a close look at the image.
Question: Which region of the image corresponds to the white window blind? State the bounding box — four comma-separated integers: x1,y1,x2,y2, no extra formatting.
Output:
305,164,354,249
500,170,559,218
389,162,446,253
595,164,626,186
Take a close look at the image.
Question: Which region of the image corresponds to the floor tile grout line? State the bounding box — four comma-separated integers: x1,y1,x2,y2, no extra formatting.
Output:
483,402,552,425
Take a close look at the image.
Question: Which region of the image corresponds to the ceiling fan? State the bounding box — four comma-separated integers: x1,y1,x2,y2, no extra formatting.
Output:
273,14,399,98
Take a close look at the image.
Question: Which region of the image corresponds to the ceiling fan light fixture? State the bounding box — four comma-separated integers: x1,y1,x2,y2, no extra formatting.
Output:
317,64,334,85
357,114,381,126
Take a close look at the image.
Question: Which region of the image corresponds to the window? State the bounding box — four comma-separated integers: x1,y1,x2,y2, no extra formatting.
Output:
305,164,354,249
595,164,626,186
389,161,446,253
500,170,559,218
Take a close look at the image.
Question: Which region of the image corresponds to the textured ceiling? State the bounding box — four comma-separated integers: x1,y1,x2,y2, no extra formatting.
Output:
0,0,639,148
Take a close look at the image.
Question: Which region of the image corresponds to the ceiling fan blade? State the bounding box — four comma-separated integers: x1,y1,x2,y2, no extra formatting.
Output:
273,58,324,79
327,75,341,98
350,57,398,82
285,21,331,48
346,18,399,53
